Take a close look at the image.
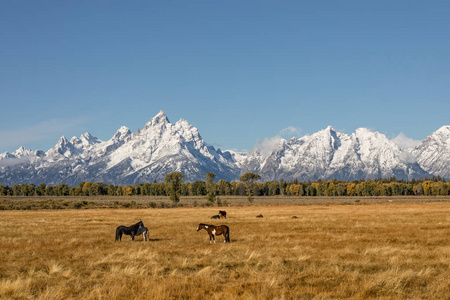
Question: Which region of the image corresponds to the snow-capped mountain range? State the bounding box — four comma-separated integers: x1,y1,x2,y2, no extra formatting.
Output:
1,111,449,185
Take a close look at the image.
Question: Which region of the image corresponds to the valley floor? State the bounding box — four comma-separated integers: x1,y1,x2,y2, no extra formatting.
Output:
0,201,449,299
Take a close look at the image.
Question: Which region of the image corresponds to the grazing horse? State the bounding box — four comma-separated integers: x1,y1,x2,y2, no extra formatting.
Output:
136,226,149,241
219,210,227,218
197,223,230,243
115,221,143,241
256,214,263,218
211,215,220,219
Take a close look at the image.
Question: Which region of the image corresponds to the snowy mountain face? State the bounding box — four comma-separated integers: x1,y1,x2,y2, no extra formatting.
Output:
412,126,450,178
0,111,239,185
0,111,449,186
234,126,429,182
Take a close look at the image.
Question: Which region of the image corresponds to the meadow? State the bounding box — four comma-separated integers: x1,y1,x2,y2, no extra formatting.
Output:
0,199,449,299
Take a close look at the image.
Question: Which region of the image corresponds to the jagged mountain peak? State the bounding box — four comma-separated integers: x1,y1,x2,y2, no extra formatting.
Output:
143,110,170,129
322,125,336,132
310,126,340,140
353,127,392,146
67,132,101,151
46,136,71,157
80,132,101,146
175,118,194,131
433,125,450,136
412,125,450,178
117,125,131,132
174,119,202,144
113,126,132,140
80,132,94,140
12,146,33,157
58,136,69,144
301,126,342,152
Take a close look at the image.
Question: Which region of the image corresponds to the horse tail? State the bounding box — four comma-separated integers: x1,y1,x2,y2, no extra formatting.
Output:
226,227,230,243
115,227,122,241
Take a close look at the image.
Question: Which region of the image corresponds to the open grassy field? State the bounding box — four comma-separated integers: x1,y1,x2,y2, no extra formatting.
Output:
0,201,449,299
2,195,450,210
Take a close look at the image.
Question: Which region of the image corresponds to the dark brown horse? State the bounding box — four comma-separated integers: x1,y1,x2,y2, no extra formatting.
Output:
115,220,143,241
197,223,230,243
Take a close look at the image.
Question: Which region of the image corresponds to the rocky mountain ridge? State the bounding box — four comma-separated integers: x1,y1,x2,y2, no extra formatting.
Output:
1,111,449,185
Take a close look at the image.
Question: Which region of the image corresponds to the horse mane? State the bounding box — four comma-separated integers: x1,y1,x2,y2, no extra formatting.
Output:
130,221,143,230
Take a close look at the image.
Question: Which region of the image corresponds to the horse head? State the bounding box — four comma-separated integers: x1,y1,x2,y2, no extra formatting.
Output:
197,223,207,231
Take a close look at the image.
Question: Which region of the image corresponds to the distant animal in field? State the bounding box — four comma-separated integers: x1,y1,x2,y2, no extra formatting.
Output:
211,215,220,219
197,223,230,243
136,226,149,241
256,214,263,218
219,210,227,218
292,216,298,219
115,220,143,241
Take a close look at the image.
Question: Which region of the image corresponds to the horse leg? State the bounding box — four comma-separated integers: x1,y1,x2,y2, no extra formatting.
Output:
225,229,230,243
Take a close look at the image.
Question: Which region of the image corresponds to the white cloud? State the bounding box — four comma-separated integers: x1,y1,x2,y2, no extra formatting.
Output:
254,136,283,157
253,126,302,157
279,126,302,138
0,156,33,168
391,133,420,164
391,132,420,150
0,117,88,152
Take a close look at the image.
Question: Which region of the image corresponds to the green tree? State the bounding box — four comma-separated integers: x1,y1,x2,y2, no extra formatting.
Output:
36,183,46,196
206,172,216,204
240,173,261,202
191,181,206,195
217,180,231,195
165,172,184,204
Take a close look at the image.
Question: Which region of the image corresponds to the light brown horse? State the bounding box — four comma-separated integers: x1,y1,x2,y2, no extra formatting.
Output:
197,223,230,243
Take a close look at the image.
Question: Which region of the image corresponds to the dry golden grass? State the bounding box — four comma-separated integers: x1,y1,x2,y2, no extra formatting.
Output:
0,201,449,299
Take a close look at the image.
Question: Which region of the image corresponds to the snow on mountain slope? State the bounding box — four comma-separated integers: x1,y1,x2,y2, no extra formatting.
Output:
0,111,239,185
240,126,429,181
339,128,427,180
412,126,450,178
0,111,449,185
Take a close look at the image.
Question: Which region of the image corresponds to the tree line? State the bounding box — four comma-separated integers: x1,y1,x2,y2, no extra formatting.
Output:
1,173,449,199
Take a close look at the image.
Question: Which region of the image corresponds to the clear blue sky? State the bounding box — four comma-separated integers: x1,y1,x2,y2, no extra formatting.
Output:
1,1,449,153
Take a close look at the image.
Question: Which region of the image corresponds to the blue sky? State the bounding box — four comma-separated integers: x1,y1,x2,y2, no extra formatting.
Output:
1,1,449,153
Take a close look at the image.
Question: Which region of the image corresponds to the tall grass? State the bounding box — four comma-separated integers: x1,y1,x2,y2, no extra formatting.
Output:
0,202,449,299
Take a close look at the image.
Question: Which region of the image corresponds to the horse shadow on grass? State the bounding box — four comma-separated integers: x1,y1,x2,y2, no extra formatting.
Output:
133,238,165,242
